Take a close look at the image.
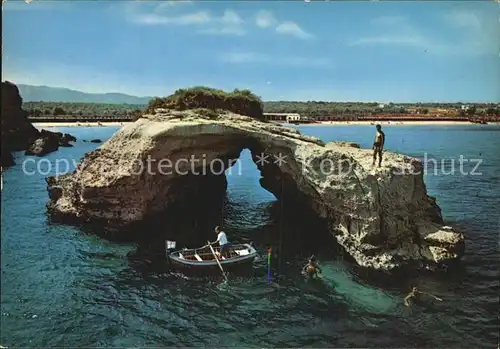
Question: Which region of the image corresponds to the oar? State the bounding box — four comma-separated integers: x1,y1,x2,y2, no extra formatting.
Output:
421,292,443,301
267,248,271,284
207,241,228,281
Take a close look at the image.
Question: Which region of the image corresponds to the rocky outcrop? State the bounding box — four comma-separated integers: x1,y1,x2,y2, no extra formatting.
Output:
1,148,15,167
25,135,59,156
1,81,77,163
25,130,77,156
1,81,40,166
60,133,77,147
45,109,465,271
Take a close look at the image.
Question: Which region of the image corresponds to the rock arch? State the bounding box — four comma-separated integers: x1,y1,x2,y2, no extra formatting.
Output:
46,110,465,270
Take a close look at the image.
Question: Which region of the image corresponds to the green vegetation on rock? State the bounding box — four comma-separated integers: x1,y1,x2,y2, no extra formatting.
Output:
146,87,264,120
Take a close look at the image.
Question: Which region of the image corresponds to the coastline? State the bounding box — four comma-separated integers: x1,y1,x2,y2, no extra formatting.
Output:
31,120,499,128
311,120,481,125
33,122,131,127
283,120,497,126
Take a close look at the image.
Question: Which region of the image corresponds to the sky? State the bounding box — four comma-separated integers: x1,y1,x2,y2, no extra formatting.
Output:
2,0,500,102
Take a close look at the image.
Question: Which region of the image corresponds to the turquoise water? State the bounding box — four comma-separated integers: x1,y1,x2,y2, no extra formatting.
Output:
1,124,499,347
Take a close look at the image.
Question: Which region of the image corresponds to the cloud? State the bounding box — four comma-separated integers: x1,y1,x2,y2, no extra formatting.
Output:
255,11,314,40
220,52,331,68
126,3,245,36
222,52,268,64
276,22,313,39
444,10,482,29
349,33,459,56
350,10,499,56
126,4,313,40
131,11,211,25
255,10,276,28
443,9,498,55
221,9,243,25
198,27,246,36
350,35,428,48
154,1,193,13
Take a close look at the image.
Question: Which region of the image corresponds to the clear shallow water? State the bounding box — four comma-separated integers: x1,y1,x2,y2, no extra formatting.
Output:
1,124,499,347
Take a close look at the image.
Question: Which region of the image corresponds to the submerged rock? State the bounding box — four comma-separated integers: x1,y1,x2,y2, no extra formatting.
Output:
60,133,77,146
45,109,465,271
90,139,102,143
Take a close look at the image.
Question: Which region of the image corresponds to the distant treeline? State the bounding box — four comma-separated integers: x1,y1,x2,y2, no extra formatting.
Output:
24,100,500,122
264,101,500,118
24,101,144,119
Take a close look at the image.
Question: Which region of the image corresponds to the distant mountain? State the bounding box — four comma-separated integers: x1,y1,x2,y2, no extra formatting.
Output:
16,84,152,105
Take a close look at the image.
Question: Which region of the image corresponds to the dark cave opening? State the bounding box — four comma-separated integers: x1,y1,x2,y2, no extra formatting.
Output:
126,146,347,271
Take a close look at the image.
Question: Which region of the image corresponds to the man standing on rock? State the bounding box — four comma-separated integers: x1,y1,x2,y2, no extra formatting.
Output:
372,124,385,167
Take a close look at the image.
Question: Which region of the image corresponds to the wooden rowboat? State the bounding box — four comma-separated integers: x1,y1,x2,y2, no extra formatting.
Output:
168,243,258,271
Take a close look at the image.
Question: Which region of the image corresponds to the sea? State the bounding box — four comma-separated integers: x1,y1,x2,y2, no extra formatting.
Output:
1,123,499,348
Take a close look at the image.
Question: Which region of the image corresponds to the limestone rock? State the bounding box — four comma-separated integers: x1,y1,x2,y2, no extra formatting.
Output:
45,109,465,271
326,141,360,149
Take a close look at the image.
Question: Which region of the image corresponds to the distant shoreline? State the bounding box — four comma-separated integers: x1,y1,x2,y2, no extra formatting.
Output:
32,120,499,128
303,120,498,125
33,122,130,127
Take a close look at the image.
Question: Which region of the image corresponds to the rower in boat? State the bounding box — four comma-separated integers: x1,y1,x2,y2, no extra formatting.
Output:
208,226,230,259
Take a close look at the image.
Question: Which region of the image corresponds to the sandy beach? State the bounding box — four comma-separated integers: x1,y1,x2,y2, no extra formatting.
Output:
315,120,476,125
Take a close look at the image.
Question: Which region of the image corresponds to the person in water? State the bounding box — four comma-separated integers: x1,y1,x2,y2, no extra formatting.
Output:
302,255,322,278
372,124,385,167
404,286,443,307
209,226,230,258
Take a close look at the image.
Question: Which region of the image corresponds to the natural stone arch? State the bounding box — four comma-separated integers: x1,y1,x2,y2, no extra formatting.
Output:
46,110,465,271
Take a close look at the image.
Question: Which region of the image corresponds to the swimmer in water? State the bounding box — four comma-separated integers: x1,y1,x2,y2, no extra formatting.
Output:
404,286,443,307
302,255,322,279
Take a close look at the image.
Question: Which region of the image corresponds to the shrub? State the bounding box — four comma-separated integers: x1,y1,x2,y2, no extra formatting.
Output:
52,107,66,116
131,109,143,121
191,108,219,119
146,87,264,120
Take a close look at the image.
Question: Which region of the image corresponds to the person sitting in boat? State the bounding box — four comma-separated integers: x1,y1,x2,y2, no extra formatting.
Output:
302,255,322,278
208,226,230,259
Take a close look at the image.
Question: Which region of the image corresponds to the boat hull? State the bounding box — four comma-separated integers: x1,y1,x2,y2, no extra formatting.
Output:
168,243,258,273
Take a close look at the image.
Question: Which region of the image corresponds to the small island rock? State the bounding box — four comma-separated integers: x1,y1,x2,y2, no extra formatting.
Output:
46,109,465,271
